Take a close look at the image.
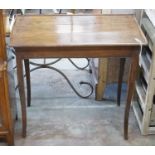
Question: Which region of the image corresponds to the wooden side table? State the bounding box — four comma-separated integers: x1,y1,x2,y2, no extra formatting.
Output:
10,15,147,139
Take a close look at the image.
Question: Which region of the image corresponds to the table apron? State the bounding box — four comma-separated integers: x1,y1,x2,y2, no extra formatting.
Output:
14,46,139,59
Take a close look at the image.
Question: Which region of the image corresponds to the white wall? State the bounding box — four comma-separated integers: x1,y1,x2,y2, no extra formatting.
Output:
111,9,135,14
102,9,135,14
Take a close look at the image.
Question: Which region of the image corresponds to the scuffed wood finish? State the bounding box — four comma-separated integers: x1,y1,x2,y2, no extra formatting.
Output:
10,15,147,139
10,15,147,47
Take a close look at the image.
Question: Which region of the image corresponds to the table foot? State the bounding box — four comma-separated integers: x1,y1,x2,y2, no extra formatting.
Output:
124,53,138,140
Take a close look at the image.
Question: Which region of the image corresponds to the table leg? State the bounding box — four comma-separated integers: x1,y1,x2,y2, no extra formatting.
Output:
6,133,14,145
16,57,27,137
117,58,126,106
124,53,138,140
24,59,31,107
96,58,108,101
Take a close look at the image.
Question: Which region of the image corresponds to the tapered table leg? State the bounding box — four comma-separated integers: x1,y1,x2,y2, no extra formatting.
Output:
16,56,27,137
24,59,31,107
124,53,138,140
117,58,126,106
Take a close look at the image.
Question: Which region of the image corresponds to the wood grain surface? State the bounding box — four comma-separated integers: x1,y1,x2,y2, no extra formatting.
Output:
10,15,147,48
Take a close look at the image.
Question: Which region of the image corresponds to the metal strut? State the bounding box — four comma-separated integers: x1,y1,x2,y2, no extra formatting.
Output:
29,58,62,66
28,58,92,98
12,46,93,98
29,58,89,70
27,65,93,98
68,58,90,70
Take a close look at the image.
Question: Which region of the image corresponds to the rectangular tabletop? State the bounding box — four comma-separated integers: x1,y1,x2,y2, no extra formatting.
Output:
10,15,147,48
